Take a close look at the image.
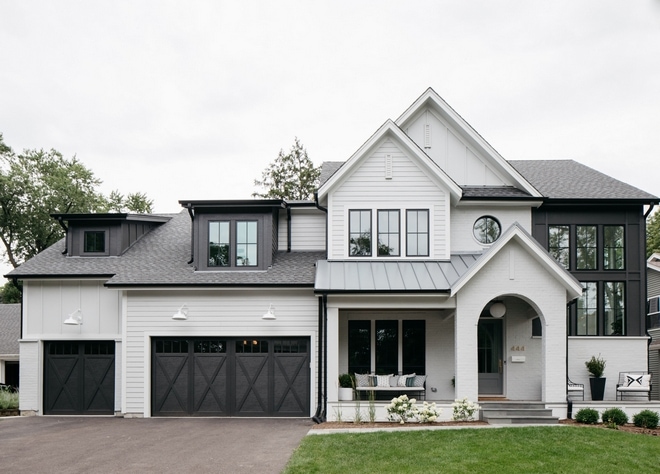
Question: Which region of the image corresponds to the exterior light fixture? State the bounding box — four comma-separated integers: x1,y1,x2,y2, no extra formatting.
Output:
64,309,83,326
489,302,506,318
172,305,188,321
262,304,276,320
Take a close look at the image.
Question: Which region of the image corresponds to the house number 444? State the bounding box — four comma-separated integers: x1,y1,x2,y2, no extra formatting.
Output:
510,346,525,351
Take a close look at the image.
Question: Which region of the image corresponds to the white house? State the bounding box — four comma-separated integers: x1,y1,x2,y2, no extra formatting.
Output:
8,88,658,420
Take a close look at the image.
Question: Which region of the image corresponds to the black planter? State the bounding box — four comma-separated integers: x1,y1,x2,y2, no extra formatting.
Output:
589,377,606,400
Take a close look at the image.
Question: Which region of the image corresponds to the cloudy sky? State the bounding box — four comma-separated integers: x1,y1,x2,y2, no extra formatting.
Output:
2,1,659,216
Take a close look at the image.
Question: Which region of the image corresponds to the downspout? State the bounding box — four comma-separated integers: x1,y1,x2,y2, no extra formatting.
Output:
186,204,194,265
55,216,68,255
314,192,328,259
13,278,22,339
312,294,326,423
644,203,655,219
566,302,572,419
286,205,292,253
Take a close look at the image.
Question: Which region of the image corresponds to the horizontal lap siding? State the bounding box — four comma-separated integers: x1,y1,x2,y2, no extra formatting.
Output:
278,208,326,251
124,289,318,416
329,138,448,259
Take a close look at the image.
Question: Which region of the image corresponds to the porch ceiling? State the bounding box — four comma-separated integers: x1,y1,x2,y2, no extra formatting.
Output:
315,254,481,293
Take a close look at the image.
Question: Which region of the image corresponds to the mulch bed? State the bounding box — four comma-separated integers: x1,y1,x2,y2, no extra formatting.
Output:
559,418,660,436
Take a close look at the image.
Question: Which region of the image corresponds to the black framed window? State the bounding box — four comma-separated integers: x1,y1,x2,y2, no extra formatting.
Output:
348,320,371,374
349,210,372,256
375,320,398,374
406,210,429,256
236,221,258,266
548,225,570,269
208,221,230,267
576,225,597,270
402,320,425,375
377,210,400,256
84,231,105,253
236,339,268,353
473,216,501,244
577,282,598,336
604,226,624,270
605,282,625,335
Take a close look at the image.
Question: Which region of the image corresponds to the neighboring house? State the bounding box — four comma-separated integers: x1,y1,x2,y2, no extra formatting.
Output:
648,252,660,400
6,88,659,418
0,304,20,389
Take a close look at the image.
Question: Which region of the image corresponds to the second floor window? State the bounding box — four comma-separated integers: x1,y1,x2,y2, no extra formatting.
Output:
84,231,106,253
377,210,400,256
604,226,624,270
576,226,597,270
349,210,372,256
406,210,429,256
209,221,230,266
208,220,258,267
549,225,570,269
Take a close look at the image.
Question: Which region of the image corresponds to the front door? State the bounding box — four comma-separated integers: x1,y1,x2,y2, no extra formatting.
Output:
478,319,503,395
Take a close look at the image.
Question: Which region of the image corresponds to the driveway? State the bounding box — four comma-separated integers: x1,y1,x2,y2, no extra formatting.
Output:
0,416,313,473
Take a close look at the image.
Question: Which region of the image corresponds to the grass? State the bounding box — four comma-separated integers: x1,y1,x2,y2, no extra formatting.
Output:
284,426,660,473
0,387,19,410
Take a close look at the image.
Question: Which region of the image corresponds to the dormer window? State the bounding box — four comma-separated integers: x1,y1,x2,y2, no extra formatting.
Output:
207,218,262,269
83,230,107,254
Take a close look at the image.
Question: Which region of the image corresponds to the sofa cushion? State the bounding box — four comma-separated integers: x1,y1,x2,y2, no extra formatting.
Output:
354,373,372,387
412,375,426,387
376,375,392,387
398,374,415,387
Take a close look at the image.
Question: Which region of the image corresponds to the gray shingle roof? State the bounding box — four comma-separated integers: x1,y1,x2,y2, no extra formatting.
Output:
0,304,20,355
509,160,658,201
7,210,323,287
319,161,344,186
461,187,535,199
314,254,480,292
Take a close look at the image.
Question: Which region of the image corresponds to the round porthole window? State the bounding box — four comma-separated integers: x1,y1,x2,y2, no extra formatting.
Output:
473,216,501,244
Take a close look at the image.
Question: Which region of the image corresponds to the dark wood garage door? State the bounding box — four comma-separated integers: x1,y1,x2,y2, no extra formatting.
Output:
44,341,115,415
152,337,309,417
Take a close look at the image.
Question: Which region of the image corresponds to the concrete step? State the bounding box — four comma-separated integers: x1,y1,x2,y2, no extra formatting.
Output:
481,409,552,417
479,402,559,425
483,415,559,425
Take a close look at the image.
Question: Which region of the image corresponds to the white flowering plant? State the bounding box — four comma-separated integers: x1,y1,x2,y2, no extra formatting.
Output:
415,401,441,423
386,394,417,424
451,397,481,421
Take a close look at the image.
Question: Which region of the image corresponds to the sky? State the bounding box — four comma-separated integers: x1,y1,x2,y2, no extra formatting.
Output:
2,0,660,219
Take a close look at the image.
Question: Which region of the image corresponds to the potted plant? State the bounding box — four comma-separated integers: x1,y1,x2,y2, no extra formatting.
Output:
585,354,606,400
338,373,354,401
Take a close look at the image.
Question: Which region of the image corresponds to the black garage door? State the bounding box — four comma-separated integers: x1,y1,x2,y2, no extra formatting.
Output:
152,337,310,417
44,341,115,415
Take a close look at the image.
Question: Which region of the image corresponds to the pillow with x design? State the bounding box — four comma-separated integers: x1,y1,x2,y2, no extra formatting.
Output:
624,374,650,387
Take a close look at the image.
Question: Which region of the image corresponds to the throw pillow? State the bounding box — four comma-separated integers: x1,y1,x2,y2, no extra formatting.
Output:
377,375,392,387
354,373,371,387
642,374,652,387
413,375,427,387
624,373,643,387
389,376,399,387
398,374,415,387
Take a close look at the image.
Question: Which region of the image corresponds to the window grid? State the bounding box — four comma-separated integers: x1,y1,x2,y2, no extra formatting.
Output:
577,282,598,336
548,225,570,269
406,210,429,257
604,282,625,335
236,221,258,266
576,225,597,270
208,221,230,267
349,210,372,256
604,226,625,270
84,231,106,253
377,210,400,256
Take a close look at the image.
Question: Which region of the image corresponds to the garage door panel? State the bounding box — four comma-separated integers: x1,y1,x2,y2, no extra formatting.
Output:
235,354,269,415
273,354,309,416
153,354,189,415
193,354,228,415
83,356,115,413
45,355,81,414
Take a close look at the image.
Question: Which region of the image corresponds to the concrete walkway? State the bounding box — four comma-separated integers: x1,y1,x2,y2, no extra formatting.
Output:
0,416,313,473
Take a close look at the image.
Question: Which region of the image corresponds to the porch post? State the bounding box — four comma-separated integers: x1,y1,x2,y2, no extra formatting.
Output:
542,311,566,402
454,304,479,402
326,305,340,402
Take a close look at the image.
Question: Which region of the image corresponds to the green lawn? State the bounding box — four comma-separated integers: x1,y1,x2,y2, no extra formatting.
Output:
284,426,660,473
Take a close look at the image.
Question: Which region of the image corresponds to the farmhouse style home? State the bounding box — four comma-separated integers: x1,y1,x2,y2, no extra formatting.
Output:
7,88,659,420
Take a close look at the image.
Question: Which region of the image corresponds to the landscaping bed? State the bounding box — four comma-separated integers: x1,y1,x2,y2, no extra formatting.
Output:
560,418,660,436
311,420,488,430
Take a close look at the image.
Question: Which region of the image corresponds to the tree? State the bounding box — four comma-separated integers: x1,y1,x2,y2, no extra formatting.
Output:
0,133,153,268
648,209,660,258
252,138,320,200
0,280,21,303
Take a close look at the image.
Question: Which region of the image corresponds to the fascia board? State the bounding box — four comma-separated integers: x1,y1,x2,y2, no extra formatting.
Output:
455,200,544,208
318,119,462,200
450,223,583,300
396,88,542,198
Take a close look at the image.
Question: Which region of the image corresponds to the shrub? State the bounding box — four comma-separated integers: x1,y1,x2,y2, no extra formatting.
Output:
416,401,442,423
451,397,480,421
585,354,606,378
601,408,628,426
0,386,19,410
633,410,659,429
386,395,417,424
338,373,354,388
575,408,599,424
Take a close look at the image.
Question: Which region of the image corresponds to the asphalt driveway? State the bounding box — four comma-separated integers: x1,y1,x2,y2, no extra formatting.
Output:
0,416,313,473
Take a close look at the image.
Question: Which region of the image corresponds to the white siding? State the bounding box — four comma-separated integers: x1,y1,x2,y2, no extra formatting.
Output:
648,270,660,298
123,288,318,417
451,206,532,253
23,280,121,338
18,340,39,413
404,108,510,186
328,138,450,259
278,208,326,251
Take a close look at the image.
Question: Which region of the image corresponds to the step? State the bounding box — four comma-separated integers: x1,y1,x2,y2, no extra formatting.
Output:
481,408,552,417
482,415,559,425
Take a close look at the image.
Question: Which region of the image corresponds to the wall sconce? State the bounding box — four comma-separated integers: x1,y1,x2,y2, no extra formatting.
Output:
262,304,276,320
64,309,83,326
490,301,506,318
172,305,188,321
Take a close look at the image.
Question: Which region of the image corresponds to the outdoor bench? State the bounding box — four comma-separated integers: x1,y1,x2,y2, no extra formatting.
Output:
616,371,652,400
354,374,426,400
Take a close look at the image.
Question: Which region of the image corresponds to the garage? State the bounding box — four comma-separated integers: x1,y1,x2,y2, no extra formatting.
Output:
152,337,310,417
43,341,116,415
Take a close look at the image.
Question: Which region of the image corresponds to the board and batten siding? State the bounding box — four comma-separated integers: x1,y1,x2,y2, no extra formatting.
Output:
278,208,326,251
328,138,450,260
123,289,319,417
404,108,511,186
450,207,533,253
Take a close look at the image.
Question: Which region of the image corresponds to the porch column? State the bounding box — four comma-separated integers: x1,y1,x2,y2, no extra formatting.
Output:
454,305,479,402
542,312,566,402
326,305,339,402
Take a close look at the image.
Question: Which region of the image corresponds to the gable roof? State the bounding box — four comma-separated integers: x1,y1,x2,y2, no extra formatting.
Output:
395,88,541,198
317,119,462,201
510,160,659,202
450,222,583,300
649,253,660,273
5,210,322,288
0,304,20,356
